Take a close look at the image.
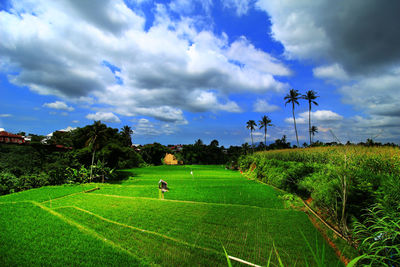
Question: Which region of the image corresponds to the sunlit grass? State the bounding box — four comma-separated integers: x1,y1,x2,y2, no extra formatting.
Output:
0,184,97,203
1,165,344,266
0,202,146,266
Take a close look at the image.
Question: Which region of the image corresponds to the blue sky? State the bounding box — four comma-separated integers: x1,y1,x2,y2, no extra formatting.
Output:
1,0,399,146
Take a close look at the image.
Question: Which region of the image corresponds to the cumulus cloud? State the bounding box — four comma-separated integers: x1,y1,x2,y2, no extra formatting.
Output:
284,117,306,125
43,101,74,111
86,112,121,123
257,0,400,142
253,99,280,113
227,37,291,77
59,126,76,132
339,69,400,118
256,0,400,74
133,118,182,136
302,110,343,122
0,0,290,124
285,110,343,125
313,64,349,81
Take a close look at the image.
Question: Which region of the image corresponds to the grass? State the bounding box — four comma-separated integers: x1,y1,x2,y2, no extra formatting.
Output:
0,202,146,266
0,184,97,203
1,165,344,266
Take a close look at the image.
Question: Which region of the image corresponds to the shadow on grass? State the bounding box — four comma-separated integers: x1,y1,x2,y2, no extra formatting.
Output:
107,170,139,184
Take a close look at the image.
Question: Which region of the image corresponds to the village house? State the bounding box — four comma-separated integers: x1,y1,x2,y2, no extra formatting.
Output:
0,131,25,144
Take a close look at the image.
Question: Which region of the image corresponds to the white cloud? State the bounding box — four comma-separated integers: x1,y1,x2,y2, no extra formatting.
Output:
285,110,342,125
0,114,12,117
0,128,5,131
0,0,290,124
222,0,252,16
256,1,400,74
133,118,182,136
339,69,400,118
43,101,74,111
59,126,76,132
313,63,349,81
86,112,121,123
284,117,306,125
253,99,280,113
301,110,343,122
227,36,291,77
256,0,330,61
256,0,400,143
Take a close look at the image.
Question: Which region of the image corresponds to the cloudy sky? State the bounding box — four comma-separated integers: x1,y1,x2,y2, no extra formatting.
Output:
1,0,399,146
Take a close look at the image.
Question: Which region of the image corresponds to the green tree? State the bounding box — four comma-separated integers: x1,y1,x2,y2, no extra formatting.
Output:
86,121,107,182
120,125,133,147
258,115,273,149
311,125,318,144
302,90,319,145
246,120,257,151
241,142,250,155
284,89,301,147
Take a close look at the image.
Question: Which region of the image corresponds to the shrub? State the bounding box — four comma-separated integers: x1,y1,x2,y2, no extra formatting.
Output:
0,172,18,195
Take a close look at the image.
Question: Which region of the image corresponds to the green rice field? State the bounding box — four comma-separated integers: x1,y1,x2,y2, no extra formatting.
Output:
0,165,343,266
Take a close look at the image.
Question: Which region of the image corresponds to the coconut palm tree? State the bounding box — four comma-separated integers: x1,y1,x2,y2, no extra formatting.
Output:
284,89,301,147
302,90,319,145
86,121,107,182
121,125,133,147
258,115,273,149
311,125,318,144
246,120,257,150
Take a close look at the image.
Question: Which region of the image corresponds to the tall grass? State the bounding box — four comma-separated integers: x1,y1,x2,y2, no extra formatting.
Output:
352,204,400,266
239,146,400,265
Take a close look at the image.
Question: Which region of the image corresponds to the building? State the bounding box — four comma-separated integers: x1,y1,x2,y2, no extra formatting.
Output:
0,131,25,144
168,144,183,153
163,153,179,165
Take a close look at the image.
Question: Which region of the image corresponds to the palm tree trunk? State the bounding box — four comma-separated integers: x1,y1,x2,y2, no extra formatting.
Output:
292,103,299,147
264,127,267,150
251,131,254,151
308,102,312,145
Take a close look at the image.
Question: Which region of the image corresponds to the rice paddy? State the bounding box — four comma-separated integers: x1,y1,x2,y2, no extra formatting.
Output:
0,165,343,266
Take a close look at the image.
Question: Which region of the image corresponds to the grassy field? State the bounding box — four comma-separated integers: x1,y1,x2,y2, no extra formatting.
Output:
1,165,343,266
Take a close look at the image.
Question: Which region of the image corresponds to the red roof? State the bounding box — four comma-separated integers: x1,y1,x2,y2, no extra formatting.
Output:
0,131,24,139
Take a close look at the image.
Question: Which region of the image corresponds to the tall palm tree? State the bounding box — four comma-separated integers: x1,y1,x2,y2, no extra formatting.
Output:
246,120,257,150
121,125,133,146
258,115,272,149
284,89,301,147
311,125,318,144
86,121,107,182
302,90,319,145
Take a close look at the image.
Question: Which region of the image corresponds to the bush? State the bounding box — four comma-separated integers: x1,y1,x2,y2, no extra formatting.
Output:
18,173,50,190
0,172,18,195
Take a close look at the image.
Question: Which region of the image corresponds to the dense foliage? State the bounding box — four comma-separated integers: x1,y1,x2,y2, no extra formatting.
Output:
175,139,227,165
0,122,143,195
238,146,400,263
